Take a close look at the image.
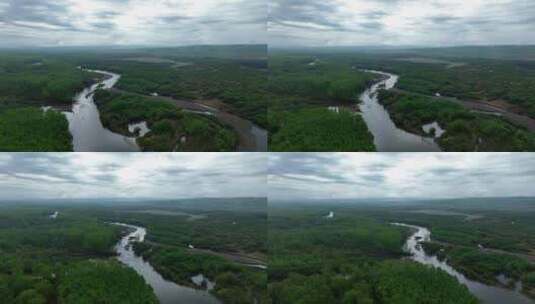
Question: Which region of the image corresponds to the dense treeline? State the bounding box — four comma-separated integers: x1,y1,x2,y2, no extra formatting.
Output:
268,55,379,151
393,59,535,119
378,90,535,151
95,90,237,151
337,48,535,119
269,108,375,151
99,201,267,256
79,50,267,128
343,199,535,299
0,198,267,304
268,206,478,303
0,107,72,151
268,48,535,151
95,198,267,303
0,53,99,105
0,53,101,151
135,244,268,304
0,206,157,303
422,242,534,285
269,56,377,103
59,260,158,304
0,47,263,151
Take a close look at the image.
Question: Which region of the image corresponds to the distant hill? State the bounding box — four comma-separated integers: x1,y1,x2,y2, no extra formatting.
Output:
402,45,535,61
271,45,535,61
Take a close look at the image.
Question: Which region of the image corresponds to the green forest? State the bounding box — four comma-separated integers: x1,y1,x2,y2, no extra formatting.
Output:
267,46,535,152
0,198,267,304
378,90,535,151
0,46,265,151
268,54,379,151
268,205,479,304
269,108,375,152
0,107,72,151
94,90,237,151
77,47,267,128
0,53,102,151
102,198,268,304
269,198,535,303
0,206,157,303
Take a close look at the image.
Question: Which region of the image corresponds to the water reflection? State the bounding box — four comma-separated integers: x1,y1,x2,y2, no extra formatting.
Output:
359,71,441,152
392,223,534,304
113,223,221,304
64,70,139,152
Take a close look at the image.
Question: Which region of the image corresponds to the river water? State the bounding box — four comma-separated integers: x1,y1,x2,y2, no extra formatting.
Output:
64,70,140,152
113,223,220,304
392,223,534,304
358,70,441,152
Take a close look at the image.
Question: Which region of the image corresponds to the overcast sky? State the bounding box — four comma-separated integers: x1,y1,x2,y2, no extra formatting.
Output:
269,153,535,201
0,0,265,47
0,153,266,200
269,0,535,47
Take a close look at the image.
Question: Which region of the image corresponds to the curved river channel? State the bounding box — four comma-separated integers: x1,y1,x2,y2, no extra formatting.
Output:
64,70,140,152
63,69,267,152
358,70,441,152
392,223,534,304
113,223,220,304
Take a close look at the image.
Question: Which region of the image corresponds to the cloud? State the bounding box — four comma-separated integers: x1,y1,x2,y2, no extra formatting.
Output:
0,0,266,47
268,0,535,47
268,153,535,200
0,153,266,200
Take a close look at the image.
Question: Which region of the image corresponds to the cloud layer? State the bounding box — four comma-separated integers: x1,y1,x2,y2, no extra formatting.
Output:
0,0,265,47
0,153,266,200
269,0,535,47
269,153,535,200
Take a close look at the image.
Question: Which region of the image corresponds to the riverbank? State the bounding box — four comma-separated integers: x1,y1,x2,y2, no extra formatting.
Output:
378,89,535,151
358,70,441,152
394,223,535,304
113,223,221,304
64,69,140,152
0,106,73,151
112,221,268,304
109,89,267,151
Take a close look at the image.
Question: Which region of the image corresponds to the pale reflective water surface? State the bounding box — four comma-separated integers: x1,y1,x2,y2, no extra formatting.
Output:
393,223,534,304
113,223,221,304
359,71,441,152
64,70,139,152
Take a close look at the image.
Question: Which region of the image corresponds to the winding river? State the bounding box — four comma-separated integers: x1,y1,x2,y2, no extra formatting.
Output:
64,70,140,152
63,69,266,152
393,223,534,304
358,70,441,152
113,223,220,304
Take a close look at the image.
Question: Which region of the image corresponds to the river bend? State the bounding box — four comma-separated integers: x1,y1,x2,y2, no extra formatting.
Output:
113,223,220,304
393,223,534,304
358,70,441,152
